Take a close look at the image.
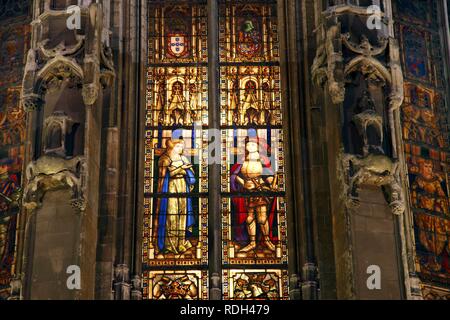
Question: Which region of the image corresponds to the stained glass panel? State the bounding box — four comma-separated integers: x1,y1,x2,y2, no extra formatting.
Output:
143,270,208,300
222,269,288,300
143,0,209,299
220,66,282,126
146,67,208,127
0,87,25,292
148,2,207,64
219,2,279,63
0,16,30,299
394,0,431,27
219,0,289,300
399,26,430,82
221,129,287,265
144,0,289,300
394,0,450,292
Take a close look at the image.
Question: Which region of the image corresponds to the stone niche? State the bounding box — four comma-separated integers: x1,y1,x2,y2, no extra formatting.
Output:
41,82,85,158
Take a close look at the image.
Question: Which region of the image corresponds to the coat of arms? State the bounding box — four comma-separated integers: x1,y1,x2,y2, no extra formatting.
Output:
237,19,261,58
167,33,189,58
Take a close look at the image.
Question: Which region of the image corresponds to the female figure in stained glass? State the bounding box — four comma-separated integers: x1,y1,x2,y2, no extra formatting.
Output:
230,136,277,252
154,139,196,256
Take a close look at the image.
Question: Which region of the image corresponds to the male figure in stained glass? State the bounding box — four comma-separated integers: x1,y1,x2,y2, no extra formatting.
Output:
154,139,196,256
411,159,448,215
231,136,277,253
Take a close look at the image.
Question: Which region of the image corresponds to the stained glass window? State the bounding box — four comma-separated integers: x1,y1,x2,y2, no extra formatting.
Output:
0,13,30,299
394,0,450,290
143,270,208,300
219,1,289,300
0,87,25,293
143,1,209,300
143,0,289,300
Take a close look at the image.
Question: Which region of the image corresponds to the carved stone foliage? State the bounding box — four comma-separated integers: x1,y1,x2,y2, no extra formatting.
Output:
22,155,86,212
341,153,405,215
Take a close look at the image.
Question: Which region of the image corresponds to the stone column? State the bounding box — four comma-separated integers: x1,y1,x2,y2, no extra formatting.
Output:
311,1,416,299
18,2,114,299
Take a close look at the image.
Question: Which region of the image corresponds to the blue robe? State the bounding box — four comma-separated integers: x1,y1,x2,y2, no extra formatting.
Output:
157,168,196,252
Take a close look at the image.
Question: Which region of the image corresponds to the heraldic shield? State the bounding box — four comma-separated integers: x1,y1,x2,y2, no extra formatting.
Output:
168,33,189,58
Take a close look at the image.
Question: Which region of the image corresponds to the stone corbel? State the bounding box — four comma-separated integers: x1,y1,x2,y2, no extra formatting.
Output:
341,153,405,216
22,156,87,212
82,82,100,106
